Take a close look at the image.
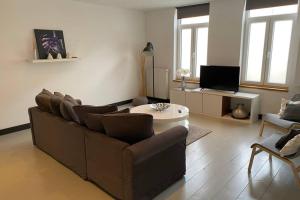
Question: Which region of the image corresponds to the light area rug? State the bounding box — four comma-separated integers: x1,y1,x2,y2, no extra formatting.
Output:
186,124,212,145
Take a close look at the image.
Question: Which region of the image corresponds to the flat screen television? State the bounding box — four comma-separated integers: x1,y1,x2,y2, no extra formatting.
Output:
200,65,240,92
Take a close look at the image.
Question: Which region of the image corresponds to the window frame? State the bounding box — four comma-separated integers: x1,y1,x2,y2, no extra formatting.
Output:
242,11,296,87
177,18,209,80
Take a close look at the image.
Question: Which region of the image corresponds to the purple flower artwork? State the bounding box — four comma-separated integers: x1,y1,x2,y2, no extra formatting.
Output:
34,29,67,59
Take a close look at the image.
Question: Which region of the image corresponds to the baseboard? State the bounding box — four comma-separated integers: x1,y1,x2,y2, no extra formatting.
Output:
109,99,133,107
0,123,31,136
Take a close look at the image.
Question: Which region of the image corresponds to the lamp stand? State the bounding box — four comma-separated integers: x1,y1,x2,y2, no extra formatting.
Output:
152,56,155,98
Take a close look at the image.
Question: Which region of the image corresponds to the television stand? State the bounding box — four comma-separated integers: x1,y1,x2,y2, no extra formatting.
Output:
170,88,260,124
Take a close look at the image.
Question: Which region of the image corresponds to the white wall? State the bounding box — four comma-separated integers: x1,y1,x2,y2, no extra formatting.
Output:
146,9,176,70
207,0,245,66
0,0,146,129
146,0,300,114
145,8,176,98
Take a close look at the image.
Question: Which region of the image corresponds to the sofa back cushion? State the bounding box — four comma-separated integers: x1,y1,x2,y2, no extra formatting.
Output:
74,105,118,125
102,113,154,144
60,95,82,122
50,92,65,116
84,108,130,132
35,89,53,112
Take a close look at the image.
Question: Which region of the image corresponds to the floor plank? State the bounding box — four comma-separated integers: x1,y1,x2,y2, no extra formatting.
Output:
0,113,299,200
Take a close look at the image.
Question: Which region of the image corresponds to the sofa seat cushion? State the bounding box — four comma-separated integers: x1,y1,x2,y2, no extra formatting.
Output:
84,108,130,132
102,113,154,144
264,113,298,129
74,105,118,125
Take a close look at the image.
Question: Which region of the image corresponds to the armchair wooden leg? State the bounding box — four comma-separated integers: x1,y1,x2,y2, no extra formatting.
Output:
248,147,257,174
291,165,300,188
259,120,265,137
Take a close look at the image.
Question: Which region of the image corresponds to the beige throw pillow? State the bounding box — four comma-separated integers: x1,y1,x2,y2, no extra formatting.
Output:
278,98,300,118
278,98,289,117
280,134,300,157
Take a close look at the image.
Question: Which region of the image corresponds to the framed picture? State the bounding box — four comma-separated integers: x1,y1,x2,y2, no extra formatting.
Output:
34,29,67,59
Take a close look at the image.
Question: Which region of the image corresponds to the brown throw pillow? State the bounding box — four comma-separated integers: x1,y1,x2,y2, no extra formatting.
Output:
73,105,118,125
35,89,53,112
84,108,130,132
102,113,154,144
50,92,65,116
60,95,82,122
275,129,300,150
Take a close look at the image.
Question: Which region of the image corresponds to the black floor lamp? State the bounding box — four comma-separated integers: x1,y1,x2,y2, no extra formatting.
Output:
143,42,155,98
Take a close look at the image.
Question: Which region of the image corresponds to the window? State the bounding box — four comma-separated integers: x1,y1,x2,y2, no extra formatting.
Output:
242,4,297,86
177,16,209,79
176,4,210,79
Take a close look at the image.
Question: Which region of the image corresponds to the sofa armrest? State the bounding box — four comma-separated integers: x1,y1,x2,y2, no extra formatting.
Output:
28,107,38,145
125,126,188,163
123,126,188,200
85,131,130,199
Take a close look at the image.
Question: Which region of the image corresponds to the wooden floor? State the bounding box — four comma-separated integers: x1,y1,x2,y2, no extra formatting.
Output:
0,114,299,200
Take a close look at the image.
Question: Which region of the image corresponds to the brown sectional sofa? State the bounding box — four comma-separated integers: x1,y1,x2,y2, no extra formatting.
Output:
29,107,188,200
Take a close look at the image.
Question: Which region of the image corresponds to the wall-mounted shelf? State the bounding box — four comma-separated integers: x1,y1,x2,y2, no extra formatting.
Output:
30,58,79,64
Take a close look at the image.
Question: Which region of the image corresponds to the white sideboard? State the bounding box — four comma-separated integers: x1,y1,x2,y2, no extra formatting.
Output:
170,88,260,123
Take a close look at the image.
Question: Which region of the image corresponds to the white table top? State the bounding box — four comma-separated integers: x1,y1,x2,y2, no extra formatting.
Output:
130,104,189,123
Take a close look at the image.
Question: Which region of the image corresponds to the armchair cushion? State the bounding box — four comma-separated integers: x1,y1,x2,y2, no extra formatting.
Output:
281,103,300,122
264,113,299,129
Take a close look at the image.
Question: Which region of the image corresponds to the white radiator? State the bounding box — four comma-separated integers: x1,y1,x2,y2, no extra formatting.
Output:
146,67,169,99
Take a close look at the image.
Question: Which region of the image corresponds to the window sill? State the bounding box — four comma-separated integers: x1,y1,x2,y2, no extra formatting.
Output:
173,79,199,84
173,80,289,92
239,84,288,92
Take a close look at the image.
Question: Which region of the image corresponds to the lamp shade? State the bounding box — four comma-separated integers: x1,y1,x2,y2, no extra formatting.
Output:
143,42,154,56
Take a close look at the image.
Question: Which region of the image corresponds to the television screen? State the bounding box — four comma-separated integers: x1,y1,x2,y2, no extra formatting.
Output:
200,65,240,92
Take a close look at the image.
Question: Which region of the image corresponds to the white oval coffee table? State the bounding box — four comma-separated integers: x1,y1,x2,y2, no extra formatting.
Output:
130,104,189,133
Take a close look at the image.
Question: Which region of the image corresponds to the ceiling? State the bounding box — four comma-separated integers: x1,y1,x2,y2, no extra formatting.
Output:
72,0,210,10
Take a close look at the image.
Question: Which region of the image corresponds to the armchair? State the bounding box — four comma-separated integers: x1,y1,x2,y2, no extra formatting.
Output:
259,94,300,136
